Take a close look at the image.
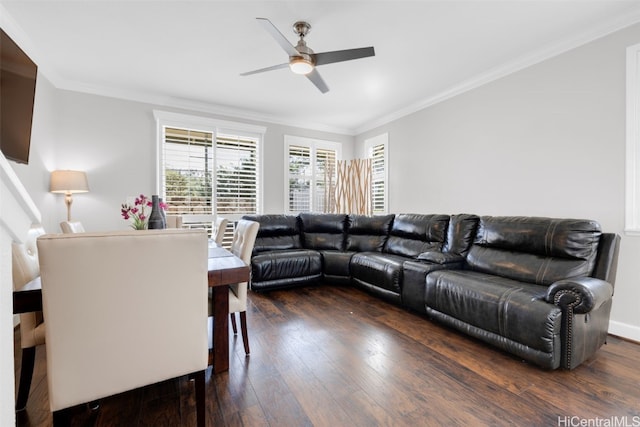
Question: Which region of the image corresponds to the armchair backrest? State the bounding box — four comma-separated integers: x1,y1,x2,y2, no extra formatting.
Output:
12,224,45,290
214,217,229,246
59,221,85,233
229,220,259,306
37,229,209,412
231,220,260,264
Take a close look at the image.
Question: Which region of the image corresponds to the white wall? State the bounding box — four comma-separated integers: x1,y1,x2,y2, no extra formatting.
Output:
13,87,355,233
356,22,640,341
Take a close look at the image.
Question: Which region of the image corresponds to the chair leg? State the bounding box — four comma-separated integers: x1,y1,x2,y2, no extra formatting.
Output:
240,311,250,355
15,346,36,411
194,370,205,427
52,408,72,426
230,312,238,335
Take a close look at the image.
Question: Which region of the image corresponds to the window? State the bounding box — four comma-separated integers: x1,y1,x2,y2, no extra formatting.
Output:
155,111,264,244
364,133,388,214
285,135,341,213
627,43,640,234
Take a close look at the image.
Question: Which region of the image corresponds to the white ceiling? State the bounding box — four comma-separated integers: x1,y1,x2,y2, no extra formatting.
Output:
3,1,640,135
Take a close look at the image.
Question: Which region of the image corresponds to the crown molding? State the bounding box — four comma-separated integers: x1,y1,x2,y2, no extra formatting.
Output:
53,79,357,136
354,6,640,135
5,3,640,138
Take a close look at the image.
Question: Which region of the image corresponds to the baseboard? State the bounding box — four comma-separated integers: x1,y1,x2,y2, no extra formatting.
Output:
609,320,640,343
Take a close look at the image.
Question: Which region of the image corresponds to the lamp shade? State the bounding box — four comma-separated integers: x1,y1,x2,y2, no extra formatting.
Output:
50,170,89,194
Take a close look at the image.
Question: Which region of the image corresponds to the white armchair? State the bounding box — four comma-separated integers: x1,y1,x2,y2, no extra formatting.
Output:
12,224,47,411
37,229,209,426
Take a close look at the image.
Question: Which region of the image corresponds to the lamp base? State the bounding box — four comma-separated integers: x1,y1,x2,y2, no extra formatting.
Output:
65,193,73,222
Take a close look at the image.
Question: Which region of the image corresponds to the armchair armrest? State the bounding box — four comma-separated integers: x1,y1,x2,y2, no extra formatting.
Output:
416,251,465,265
546,277,613,314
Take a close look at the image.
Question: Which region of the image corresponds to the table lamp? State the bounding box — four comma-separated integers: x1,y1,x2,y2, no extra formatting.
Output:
50,170,89,221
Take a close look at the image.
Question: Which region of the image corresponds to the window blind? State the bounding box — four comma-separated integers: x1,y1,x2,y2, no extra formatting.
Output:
161,126,260,245
370,142,386,214
288,144,312,212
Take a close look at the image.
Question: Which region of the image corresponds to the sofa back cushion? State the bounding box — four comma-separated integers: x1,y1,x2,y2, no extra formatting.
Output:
384,214,450,258
467,216,602,285
299,213,348,251
443,214,480,256
242,214,302,253
346,214,395,252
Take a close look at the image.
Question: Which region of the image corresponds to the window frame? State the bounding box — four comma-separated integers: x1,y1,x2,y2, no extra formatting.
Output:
364,133,389,215
284,135,342,214
154,110,265,224
626,43,640,235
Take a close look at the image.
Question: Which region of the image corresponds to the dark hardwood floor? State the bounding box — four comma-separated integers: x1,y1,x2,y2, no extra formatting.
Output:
14,285,640,426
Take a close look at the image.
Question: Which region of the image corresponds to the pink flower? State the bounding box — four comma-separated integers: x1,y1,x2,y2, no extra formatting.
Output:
120,194,168,230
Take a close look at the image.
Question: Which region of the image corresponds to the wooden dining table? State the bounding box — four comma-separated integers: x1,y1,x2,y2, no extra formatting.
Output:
13,241,250,374
206,244,250,373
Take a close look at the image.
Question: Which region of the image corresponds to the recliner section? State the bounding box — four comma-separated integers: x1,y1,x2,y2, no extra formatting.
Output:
243,212,620,370
243,214,323,291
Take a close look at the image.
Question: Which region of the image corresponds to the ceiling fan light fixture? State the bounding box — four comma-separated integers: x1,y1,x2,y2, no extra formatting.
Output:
289,57,314,75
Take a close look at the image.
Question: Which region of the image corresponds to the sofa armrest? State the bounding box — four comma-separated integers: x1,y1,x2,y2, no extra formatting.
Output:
416,251,465,264
546,277,613,314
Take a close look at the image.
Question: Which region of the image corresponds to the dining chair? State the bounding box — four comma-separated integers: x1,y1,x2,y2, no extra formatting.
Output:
37,229,209,426
213,217,229,246
59,221,85,233
165,215,183,228
12,224,47,411
210,219,259,355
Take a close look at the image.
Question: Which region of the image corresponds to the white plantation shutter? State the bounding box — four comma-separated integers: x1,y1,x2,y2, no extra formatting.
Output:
215,133,260,245
288,144,311,212
315,148,337,213
366,133,388,214
285,136,340,214
163,127,214,217
158,117,262,246
370,143,386,214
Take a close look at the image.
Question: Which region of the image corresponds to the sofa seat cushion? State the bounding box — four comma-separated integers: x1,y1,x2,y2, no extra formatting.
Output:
320,250,355,279
251,249,322,283
351,252,409,293
426,270,561,353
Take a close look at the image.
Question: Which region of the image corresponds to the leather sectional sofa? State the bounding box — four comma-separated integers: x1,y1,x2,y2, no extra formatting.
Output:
242,213,620,370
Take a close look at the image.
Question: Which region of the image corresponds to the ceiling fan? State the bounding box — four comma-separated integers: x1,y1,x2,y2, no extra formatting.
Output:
240,18,375,94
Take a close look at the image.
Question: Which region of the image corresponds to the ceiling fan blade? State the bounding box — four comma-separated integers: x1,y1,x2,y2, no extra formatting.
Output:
240,63,289,76
306,69,329,93
313,47,375,66
256,18,299,57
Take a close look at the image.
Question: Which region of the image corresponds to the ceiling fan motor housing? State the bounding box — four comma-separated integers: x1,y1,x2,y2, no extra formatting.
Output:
293,21,311,38
291,22,315,67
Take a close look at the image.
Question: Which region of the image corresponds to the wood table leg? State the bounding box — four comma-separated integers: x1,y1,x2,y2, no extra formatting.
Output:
211,285,229,373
